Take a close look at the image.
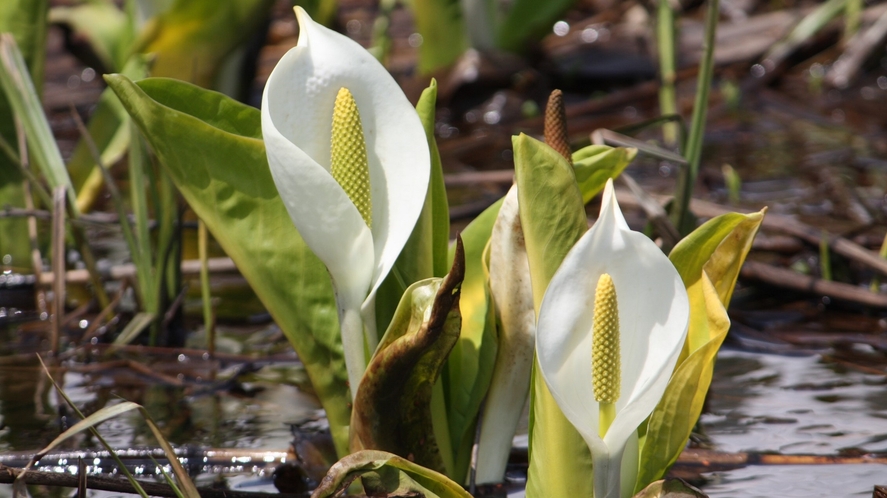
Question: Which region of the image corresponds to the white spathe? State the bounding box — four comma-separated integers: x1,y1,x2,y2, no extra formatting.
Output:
261,7,430,396
535,179,690,498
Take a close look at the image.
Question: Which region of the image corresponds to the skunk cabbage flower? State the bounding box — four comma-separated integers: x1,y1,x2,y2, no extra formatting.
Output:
535,180,689,498
261,7,430,397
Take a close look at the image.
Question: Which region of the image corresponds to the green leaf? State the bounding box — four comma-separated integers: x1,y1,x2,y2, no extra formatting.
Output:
375,79,448,338
0,34,76,211
0,0,48,268
408,0,468,73
352,245,465,476
442,198,500,484
669,210,764,353
417,79,451,279
372,83,456,471
633,478,708,498
105,75,351,457
636,210,764,490
635,274,727,491
49,1,131,71
135,0,275,92
514,134,586,308
495,0,574,52
513,133,593,498
572,144,637,203
0,0,48,88
311,450,472,498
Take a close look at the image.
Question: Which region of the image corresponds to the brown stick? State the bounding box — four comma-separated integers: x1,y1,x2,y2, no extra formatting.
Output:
677,448,887,469
740,260,887,308
614,190,887,277
38,257,239,285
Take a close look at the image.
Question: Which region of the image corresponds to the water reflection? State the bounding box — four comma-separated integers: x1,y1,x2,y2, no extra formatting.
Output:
704,464,882,497
701,350,887,494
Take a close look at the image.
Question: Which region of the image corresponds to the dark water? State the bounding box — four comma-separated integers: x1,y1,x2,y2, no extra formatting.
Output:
701,350,887,497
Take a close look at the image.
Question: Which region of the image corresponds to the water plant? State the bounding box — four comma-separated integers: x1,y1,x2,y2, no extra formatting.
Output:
261,6,431,397
535,179,690,498
104,5,765,496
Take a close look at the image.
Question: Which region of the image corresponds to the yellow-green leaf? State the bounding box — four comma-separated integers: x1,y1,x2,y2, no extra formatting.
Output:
572,144,637,203
442,199,501,483
635,273,727,490
311,450,472,498
514,133,594,498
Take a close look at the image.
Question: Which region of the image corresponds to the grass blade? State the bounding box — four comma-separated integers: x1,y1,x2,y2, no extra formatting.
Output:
0,34,75,212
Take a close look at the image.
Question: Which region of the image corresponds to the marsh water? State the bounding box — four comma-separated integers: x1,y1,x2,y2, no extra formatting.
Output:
0,316,885,497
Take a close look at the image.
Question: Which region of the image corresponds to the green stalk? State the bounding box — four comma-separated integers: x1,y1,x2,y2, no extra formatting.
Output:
198,219,215,355
129,123,157,342
656,0,679,148
670,0,719,235
845,0,862,42
819,230,832,281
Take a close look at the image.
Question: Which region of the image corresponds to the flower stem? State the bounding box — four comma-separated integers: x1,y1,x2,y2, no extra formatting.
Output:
599,401,616,438
340,306,367,400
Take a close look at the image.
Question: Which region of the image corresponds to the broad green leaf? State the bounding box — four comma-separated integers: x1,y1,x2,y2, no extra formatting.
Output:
105,75,351,457
0,0,48,268
135,0,275,92
443,199,500,484
669,210,764,353
634,478,708,498
49,1,131,71
513,133,593,498
409,0,468,73
704,209,766,307
495,0,574,52
352,247,464,476
311,450,472,498
572,144,637,203
514,133,586,309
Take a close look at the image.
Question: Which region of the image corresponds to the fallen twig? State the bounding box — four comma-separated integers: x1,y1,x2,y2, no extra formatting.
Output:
37,257,239,285
740,260,887,308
